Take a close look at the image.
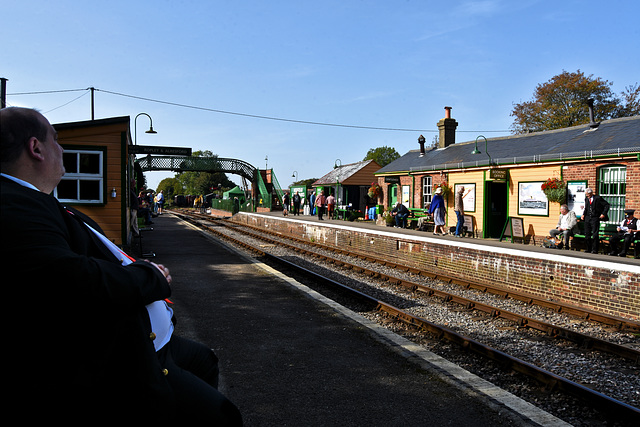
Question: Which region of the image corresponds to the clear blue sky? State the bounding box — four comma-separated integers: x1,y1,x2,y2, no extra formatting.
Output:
3,0,639,190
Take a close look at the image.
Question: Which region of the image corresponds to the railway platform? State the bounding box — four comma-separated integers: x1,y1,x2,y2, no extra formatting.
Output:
140,213,569,426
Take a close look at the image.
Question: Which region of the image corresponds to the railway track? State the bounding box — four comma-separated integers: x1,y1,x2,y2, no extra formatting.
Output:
170,210,640,425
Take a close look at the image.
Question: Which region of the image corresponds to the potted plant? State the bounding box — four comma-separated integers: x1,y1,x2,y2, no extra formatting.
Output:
382,210,395,226
541,177,566,204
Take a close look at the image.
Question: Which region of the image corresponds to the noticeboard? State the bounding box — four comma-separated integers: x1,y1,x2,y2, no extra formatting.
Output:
500,217,525,243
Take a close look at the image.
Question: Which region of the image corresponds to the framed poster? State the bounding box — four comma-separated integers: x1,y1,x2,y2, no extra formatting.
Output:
454,183,476,213
402,185,410,205
567,180,587,218
518,181,548,216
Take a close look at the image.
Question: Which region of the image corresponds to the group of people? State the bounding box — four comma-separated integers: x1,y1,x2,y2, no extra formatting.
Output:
393,185,467,237
549,188,637,256
282,189,337,220
1,107,242,424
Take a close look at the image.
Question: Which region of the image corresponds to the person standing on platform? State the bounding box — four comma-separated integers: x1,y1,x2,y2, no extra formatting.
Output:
292,191,301,216
549,204,579,249
309,190,316,216
156,189,165,214
326,192,336,219
583,188,610,253
428,187,447,235
609,209,639,257
315,190,326,220
282,192,290,216
0,107,242,425
454,186,465,237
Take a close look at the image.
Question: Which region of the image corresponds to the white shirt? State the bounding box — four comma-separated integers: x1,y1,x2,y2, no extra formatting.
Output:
2,173,174,351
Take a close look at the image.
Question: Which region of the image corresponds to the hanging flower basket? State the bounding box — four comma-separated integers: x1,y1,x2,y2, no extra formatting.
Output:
541,178,566,204
368,182,382,199
437,182,452,199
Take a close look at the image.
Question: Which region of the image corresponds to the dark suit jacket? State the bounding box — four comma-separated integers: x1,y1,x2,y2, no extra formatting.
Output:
1,177,175,422
584,194,610,220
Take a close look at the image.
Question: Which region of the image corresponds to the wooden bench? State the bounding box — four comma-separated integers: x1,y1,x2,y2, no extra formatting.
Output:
407,208,432,230
571,222,624,254
600,224,640,258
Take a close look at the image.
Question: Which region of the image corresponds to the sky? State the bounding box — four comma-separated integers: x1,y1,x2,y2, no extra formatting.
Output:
3,0,639,190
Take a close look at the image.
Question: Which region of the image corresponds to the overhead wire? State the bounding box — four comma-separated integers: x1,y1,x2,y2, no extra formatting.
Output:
8,87,511,133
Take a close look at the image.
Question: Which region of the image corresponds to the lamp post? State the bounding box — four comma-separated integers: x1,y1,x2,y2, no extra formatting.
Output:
472,135,492,165
334,159,342,204
134,113,157,145
292,170,298,182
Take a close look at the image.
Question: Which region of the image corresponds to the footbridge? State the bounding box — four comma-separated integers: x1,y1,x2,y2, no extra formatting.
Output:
135,155,285,210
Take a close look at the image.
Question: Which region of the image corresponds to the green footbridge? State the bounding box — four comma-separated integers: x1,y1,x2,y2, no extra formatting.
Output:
135,155,287,211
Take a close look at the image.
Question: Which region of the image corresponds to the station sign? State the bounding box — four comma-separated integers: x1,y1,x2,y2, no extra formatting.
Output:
129,145,192,156
384,176,401,184
489,169,508,181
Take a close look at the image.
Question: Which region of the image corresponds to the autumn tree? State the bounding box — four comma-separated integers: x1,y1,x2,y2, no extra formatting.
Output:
363,146,400,167
510,70,639,134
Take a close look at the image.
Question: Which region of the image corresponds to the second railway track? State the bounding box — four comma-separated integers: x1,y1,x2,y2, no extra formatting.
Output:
171,210,640,426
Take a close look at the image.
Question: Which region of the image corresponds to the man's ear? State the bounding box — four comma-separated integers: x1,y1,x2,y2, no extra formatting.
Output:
27,137,45,161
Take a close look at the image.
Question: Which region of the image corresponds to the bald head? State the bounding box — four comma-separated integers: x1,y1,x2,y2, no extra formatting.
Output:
0,107,64,193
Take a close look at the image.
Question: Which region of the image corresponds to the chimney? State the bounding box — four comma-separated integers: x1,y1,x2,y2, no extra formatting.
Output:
437,106,458,148
418,135,425,156
586,98,600,128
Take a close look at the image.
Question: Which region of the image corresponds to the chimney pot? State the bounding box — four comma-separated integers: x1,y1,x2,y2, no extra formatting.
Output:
418,135,425,156
586,98,599,128
437,107,458,148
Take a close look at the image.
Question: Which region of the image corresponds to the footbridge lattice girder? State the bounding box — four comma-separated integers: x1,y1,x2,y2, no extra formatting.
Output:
136,155,257,181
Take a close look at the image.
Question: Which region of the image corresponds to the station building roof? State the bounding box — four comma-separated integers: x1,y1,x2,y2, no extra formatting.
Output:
376,115,640,175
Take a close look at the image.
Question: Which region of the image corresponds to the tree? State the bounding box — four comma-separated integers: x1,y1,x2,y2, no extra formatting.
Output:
363,146,400,167
510,70,638,134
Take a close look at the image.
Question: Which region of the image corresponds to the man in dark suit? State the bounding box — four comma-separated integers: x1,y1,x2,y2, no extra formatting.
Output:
583,187,610,254
609,209,639,257
1,107,241,424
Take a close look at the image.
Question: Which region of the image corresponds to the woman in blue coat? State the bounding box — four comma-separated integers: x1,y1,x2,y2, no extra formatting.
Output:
428,187,447,235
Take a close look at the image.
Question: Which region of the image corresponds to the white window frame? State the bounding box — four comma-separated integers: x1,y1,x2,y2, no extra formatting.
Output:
55,149,105,204
422,176,432,208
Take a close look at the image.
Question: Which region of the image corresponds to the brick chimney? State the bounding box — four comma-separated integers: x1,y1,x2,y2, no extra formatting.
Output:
437,106,458,148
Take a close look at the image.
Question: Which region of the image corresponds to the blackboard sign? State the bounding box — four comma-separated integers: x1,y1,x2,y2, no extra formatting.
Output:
500,217,525,243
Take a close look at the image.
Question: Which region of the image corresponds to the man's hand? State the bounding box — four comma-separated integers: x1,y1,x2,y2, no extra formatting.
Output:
150,262,172,284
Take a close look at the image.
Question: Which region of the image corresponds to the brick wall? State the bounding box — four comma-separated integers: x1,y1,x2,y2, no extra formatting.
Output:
233,212,640,321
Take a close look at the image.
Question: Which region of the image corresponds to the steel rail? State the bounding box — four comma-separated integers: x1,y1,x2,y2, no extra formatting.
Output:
177,212,639,363
215,213,639,334
173,211,640,424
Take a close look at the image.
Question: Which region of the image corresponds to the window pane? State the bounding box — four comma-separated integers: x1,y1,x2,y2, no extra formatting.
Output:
79,153,100,174
57,179,77,199
79,180,101,200
63,153,77,173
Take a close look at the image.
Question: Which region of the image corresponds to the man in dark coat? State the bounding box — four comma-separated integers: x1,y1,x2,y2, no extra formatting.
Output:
1,107,241,424
583,187,610,254
609,209,639,257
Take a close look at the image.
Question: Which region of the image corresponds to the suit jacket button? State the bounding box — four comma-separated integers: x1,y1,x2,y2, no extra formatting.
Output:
150,332,157,340
162,369,169,376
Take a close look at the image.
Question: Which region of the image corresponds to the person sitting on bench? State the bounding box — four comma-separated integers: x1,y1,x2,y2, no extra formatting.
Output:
609,209,639,257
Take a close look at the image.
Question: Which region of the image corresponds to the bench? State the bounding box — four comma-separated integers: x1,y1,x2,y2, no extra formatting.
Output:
600,224,640,258
136,217,155,258
407,208,433,231
570,222,638,256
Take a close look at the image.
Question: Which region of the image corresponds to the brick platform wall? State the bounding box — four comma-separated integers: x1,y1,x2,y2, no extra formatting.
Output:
233,212,640,321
